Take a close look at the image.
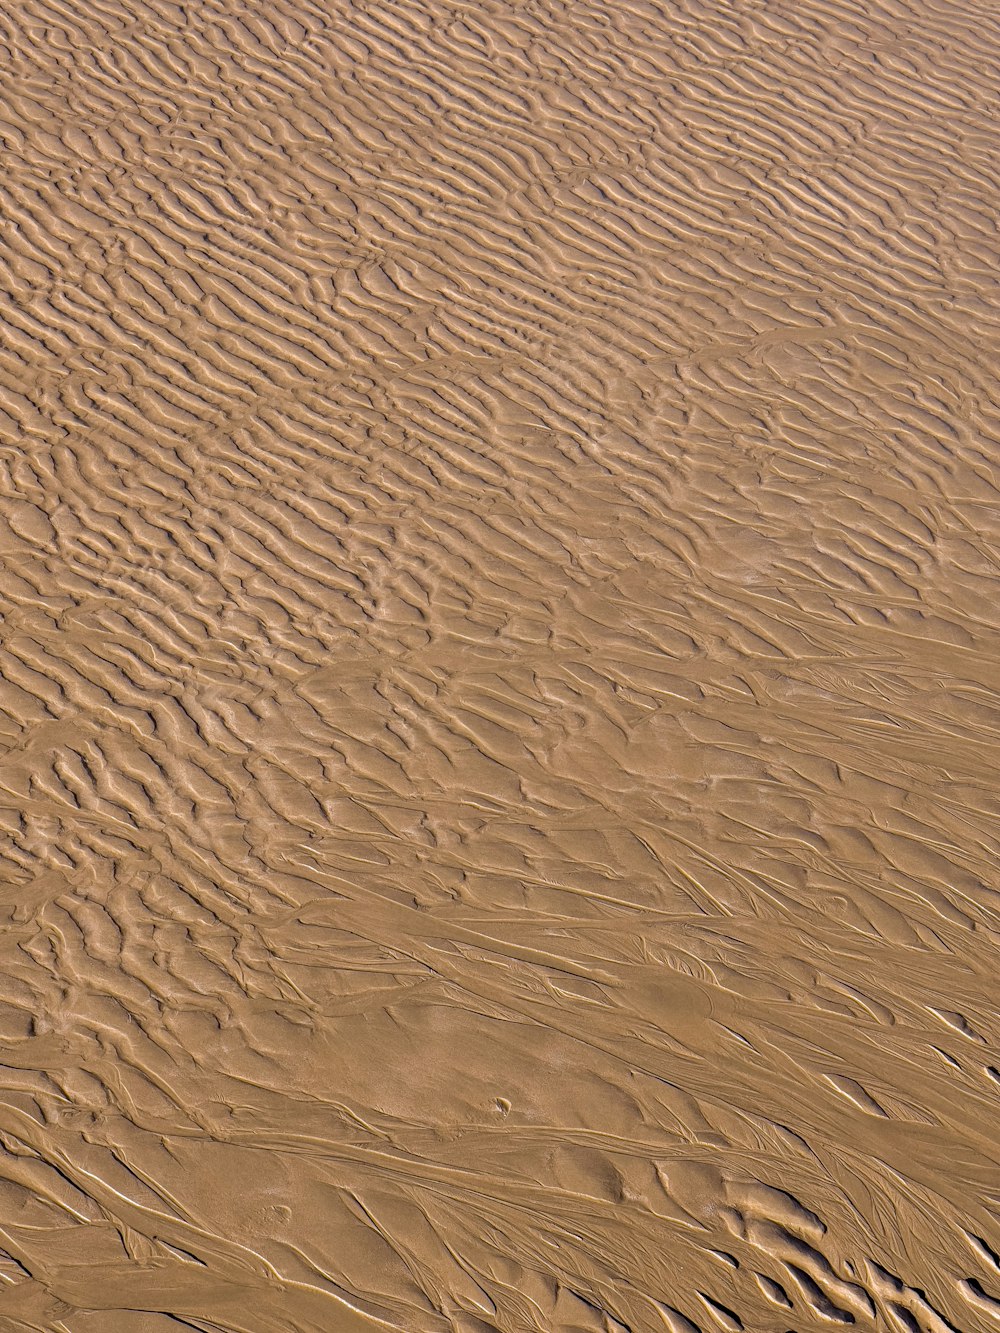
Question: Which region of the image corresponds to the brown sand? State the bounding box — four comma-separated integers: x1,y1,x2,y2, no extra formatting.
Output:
0,0,998,1329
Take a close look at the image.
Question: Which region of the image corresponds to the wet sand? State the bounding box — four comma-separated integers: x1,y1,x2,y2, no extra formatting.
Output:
1,0,999,1329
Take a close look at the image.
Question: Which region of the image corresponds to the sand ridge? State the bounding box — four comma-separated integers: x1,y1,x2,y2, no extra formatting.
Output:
0,0,998,1328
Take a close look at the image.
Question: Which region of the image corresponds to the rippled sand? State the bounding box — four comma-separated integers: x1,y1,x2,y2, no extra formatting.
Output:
0,0,998,1329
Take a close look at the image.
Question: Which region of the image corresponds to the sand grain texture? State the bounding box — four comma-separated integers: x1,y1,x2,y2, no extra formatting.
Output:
0,0,999,1329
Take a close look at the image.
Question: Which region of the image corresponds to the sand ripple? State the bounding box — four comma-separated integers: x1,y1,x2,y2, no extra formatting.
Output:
0,0,998,1328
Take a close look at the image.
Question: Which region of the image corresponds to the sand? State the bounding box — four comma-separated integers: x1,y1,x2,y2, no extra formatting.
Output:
0,0,998,1329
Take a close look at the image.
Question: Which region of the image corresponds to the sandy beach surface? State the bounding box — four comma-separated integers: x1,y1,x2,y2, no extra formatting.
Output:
0,0,998,1329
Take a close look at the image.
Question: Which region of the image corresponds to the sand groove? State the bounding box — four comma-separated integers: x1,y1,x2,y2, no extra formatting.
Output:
0,0,999,1328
